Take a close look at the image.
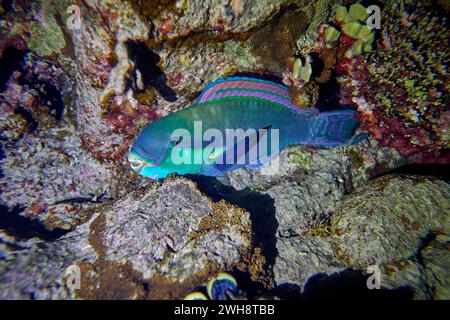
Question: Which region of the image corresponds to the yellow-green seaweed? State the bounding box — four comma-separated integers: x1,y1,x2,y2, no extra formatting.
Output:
347,3,368,22
342,21,364,39
335,6,348,22
325,26,340,42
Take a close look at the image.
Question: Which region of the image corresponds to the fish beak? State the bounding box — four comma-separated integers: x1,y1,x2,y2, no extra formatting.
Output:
128,152,139,163
128,152,145,172
128,152,158,177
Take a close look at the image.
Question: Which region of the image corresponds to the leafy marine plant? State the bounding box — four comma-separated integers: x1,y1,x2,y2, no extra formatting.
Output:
323,3,376,58
292,57,312,82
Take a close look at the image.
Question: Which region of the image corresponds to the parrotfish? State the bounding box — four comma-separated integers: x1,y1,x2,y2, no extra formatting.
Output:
128,76,358,179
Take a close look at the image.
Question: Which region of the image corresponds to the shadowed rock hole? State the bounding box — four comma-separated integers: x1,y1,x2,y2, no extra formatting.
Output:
308,52,325,79
125,40,177,102
372,164,450,182
1,0,13,13
299,268,414,300
1,47,65,122
0,204,69,241
0,46,26,92
264,269,414,300
18,72,65,121
315,73,354,112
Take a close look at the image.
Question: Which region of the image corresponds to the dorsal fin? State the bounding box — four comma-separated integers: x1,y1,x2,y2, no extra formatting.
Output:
196,76,290,104
195,76,320,115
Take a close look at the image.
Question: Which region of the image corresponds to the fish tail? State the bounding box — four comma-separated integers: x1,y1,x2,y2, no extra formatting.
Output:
306,110,359,146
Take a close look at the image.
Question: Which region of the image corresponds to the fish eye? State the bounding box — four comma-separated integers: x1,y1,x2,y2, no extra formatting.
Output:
171,136,183,147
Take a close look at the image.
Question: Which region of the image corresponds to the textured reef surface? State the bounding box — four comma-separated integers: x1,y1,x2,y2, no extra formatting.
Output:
0,0,448,299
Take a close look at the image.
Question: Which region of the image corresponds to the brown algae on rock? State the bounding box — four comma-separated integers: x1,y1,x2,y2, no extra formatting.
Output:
249,10,308,72
331,175,449,268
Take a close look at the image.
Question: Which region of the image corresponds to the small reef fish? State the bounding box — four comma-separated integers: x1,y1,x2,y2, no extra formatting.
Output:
128,76,358,179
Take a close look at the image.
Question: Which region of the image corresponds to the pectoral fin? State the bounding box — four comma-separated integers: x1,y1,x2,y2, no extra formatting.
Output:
209,125,272,174
204,145,225,164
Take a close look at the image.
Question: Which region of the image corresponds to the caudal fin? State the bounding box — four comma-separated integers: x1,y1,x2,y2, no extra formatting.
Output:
307,110,358,146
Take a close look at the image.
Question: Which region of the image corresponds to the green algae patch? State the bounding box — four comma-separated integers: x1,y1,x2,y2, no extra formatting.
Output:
27,11,66,56
287,147,314,170
224,40,261,70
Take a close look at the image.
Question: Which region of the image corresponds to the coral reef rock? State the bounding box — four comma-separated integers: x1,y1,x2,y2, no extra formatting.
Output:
0,177,255,299
332,174,449,300
273,173,449,300
102,178,253,281
337,2,449,162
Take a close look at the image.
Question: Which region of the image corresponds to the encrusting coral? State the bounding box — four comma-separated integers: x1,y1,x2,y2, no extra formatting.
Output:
336,2,449,161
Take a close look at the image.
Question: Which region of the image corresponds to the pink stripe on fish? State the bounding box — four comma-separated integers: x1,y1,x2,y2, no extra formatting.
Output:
198,79,289,103
207,90,300,111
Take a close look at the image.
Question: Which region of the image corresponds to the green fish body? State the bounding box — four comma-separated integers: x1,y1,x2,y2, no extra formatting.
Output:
128,77,358,179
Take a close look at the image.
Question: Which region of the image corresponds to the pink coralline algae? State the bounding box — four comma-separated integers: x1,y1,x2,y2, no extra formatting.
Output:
0,49,137,228
0,37,27,59
0,53,64,139
1,71,37,112
105,104,160,134
0,122,118,229
335,3,449,162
